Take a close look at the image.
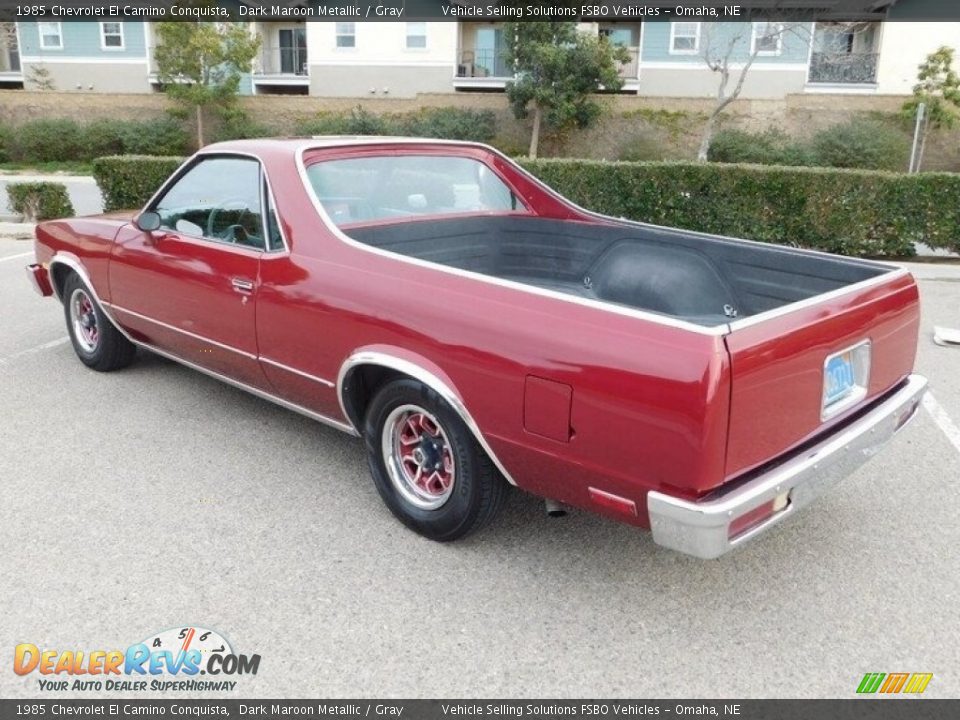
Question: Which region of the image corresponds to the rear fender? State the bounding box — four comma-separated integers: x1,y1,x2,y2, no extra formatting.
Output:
337,346,518,486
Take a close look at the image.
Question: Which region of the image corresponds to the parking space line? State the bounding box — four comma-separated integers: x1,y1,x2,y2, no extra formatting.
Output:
0,337,69,365
923,392,960,457
0,252,32,264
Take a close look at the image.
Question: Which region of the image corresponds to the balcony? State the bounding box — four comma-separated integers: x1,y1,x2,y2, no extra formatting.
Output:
456,49,511,83
255,44,309,79
454,46,640,89
808,52,879,85
0,22,21,83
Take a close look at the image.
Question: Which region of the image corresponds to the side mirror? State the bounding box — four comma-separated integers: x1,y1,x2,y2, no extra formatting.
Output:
135,211,161,233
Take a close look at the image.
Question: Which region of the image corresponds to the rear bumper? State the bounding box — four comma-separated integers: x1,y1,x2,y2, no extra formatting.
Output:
26,263,53,297
647,374,928,559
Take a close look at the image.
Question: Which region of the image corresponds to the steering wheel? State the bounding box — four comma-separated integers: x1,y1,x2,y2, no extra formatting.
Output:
206,199,254,243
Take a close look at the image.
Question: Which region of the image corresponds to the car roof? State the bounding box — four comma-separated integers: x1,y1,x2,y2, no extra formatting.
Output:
203,136,486,155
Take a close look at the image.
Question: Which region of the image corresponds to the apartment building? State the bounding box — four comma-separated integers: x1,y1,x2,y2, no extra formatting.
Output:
1,14,957,100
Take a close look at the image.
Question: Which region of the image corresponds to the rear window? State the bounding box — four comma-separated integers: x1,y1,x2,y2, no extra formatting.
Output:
305,155,524,226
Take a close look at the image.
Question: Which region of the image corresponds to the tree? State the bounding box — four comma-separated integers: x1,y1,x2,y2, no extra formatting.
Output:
501,22,630,159
696,22,806,161
153,20,260,148
903,46,960,171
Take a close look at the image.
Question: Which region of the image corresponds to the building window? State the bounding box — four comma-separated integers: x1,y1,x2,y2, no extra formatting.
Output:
670,22,700,54
335,23,355,49
38,22,62,50
100,22,124,50
752,22,783,56
405,22,427,50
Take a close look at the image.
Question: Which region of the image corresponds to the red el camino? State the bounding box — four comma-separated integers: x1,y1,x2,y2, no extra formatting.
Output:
26,138,926,558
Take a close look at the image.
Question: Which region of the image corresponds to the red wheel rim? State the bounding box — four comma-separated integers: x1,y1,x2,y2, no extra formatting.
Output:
382,404,456,510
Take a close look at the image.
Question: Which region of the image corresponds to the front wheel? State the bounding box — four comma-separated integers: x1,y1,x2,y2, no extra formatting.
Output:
63,273,136,372
363,378,508,541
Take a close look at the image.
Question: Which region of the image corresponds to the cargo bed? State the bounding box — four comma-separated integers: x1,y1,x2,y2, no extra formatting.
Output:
346,215,892,327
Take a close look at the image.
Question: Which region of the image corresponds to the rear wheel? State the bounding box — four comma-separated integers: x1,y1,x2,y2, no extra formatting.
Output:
363,378,508,541
63,273,136,372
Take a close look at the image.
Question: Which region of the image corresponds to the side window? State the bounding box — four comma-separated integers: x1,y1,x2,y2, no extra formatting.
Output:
154,157,266,250
305,155,526,227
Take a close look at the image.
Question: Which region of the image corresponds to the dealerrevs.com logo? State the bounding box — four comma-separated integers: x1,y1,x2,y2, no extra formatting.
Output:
14,627,260,692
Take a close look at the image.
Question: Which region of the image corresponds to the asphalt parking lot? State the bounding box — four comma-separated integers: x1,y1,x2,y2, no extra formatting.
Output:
1,235,958,700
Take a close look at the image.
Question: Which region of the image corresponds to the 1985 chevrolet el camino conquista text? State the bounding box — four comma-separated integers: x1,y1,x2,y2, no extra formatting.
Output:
26,138,927,559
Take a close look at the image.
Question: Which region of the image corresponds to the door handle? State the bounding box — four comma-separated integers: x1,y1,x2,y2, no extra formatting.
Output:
231,277,255,294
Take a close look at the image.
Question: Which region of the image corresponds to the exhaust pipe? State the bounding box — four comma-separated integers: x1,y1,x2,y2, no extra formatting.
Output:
544,499,567,518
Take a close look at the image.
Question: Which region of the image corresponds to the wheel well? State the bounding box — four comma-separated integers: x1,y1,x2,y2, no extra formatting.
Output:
340,364,405,430
49,263,73,301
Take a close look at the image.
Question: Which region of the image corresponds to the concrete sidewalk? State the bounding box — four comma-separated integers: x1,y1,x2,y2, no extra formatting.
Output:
0,222,34,239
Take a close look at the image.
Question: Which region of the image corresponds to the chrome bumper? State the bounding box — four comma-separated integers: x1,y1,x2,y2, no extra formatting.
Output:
647,374,928,560
26,263,53,297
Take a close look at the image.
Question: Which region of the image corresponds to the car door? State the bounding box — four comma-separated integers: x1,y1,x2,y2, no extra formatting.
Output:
109,154,268,390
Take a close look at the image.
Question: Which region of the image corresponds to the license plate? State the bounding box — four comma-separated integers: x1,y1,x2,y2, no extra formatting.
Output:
821,341,871,420
824,352,856,406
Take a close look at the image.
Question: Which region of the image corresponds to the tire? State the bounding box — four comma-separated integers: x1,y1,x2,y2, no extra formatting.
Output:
62,273,136,372
363,378,508,541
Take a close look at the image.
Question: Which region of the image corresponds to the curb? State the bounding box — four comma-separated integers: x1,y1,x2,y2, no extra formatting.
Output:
0,221,35,239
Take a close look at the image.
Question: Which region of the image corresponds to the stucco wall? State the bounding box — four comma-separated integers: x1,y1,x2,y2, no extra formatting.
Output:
636,67,809,99
308,64,454,98
21,60,151,93
876,22,960,94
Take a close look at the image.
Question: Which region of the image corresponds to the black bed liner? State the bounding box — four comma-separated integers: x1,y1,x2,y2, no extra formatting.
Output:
346,216,888,327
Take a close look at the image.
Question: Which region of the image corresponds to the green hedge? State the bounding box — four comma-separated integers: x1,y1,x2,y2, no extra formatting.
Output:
92,155,185,211
7,182,75,221
520,159,960,256
4,119,191,164
90,154,960,256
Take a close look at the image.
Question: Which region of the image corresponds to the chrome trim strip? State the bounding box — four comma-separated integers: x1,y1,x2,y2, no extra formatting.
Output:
260,356,336,388
103,302,258,360
337,351,519,486
293,145,730,337
647,374,928,559
137,341,357,436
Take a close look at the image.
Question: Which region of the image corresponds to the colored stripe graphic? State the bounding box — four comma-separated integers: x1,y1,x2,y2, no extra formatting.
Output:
857,673,886,694
857,672,932,694
880,673,909,693
903,673,933,694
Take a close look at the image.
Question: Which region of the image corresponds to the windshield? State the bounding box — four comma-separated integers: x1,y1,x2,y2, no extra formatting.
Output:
305,155,525,226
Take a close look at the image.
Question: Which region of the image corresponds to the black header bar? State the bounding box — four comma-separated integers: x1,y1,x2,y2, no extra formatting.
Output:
0,700,957,720
1,1,958,23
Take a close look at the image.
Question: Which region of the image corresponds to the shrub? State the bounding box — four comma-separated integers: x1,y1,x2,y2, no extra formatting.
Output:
0,123,9,163
9,119,84,163
7,182,74,221
92,155,185,211
618,134,668,162
520,159,960,256
295,106,497,143
213,108,278,142
810,118,911,172
708,128,817,167
397,107,497,143
119,118,192,156
6,118,191,164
